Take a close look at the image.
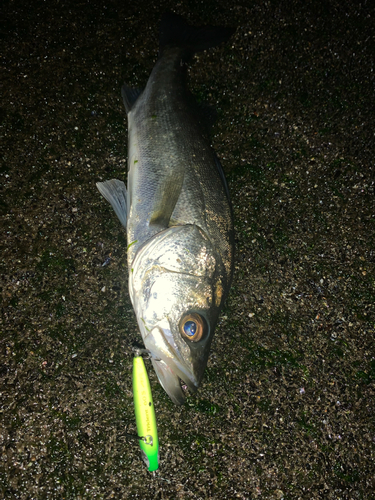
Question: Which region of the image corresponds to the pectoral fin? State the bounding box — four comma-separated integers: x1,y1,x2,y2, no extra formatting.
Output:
96,179,128,228
149,175,184,228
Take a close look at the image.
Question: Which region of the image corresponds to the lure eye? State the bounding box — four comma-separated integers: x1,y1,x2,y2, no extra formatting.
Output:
179,313,206,342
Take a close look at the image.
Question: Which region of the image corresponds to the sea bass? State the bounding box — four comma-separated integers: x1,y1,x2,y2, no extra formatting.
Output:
97,13,235,404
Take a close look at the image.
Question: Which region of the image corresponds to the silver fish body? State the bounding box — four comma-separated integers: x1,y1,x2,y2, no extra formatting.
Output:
97,13,234,404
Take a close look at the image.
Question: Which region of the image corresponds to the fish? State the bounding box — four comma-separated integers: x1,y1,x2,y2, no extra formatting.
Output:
97,12,235,404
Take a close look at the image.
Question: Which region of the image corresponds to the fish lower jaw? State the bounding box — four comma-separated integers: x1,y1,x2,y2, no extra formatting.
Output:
139,324,200,403
149,357,198,405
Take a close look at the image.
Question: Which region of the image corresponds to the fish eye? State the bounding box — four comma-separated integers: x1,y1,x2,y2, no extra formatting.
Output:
179,313,206,342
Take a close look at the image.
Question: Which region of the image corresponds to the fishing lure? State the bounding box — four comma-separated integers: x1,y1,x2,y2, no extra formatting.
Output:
132,351,159,471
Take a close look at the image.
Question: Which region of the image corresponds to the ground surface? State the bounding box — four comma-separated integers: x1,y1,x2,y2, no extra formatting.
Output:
1,0,374,499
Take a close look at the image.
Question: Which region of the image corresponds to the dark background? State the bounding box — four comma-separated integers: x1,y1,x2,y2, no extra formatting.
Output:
1,0,374,498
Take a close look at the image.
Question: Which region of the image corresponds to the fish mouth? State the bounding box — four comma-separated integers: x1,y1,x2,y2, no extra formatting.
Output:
143,326,198,405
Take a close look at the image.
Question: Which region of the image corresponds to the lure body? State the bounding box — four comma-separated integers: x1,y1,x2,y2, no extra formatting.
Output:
132,355,159,471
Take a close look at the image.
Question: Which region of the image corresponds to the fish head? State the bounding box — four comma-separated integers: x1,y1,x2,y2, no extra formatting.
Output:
129,224,227,404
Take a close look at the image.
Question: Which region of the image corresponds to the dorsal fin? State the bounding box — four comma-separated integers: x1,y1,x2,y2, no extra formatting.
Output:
121,86,143,113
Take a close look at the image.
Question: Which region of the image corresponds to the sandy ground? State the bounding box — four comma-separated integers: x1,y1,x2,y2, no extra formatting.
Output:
1,0,374,498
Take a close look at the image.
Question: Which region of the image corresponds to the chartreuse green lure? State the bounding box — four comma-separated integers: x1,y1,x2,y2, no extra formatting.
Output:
132,353,159,471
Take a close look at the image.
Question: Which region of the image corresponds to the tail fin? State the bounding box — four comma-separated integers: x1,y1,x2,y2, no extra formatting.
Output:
159,12,235,59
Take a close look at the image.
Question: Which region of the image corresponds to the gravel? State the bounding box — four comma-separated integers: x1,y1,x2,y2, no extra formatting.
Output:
1,1,374,498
